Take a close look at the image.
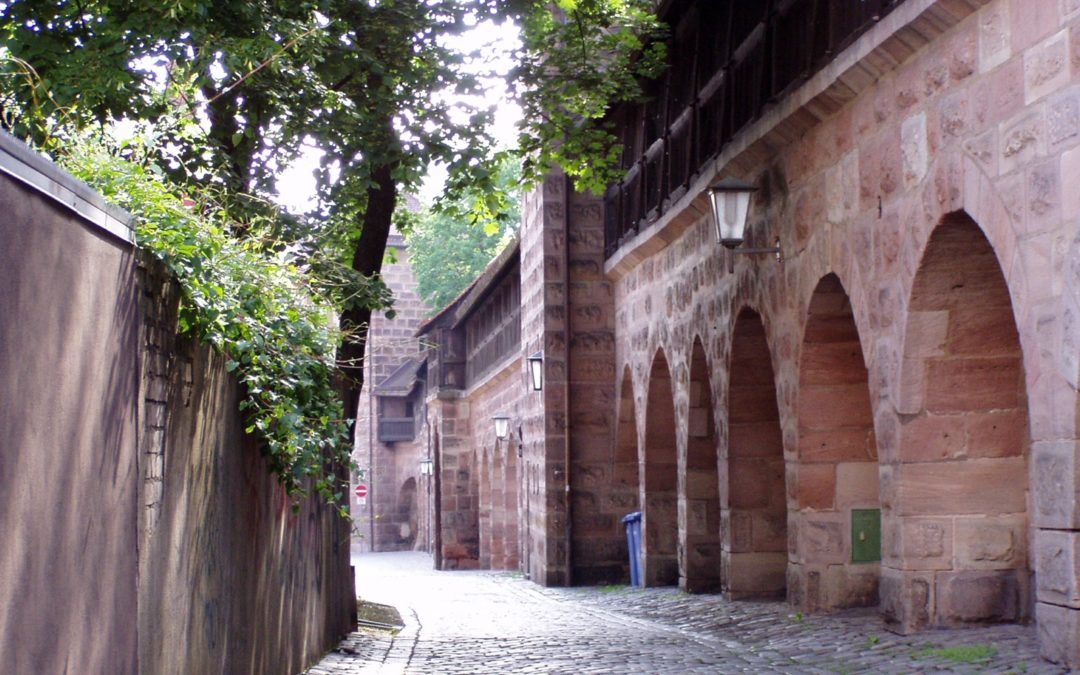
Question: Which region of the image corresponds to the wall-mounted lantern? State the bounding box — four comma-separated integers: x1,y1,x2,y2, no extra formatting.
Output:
526,351,544,392
419,458,433,476
707,176,781,272
493,413,510,441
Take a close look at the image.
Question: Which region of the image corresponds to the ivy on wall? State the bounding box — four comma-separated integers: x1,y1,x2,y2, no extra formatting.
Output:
61,132,353,513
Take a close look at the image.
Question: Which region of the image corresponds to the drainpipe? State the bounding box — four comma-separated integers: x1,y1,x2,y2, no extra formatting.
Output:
563,174,573,586
368,336,375,550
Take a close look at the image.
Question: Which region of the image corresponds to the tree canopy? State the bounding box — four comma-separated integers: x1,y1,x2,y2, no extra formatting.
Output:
0,0,666,503
409,158,520,311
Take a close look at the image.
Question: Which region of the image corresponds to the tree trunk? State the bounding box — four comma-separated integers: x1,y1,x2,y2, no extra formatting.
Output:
338,160,398,419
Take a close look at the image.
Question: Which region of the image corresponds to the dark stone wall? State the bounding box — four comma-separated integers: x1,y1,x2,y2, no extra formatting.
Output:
136,255,355,674
0,134,354,674
0,144,141,674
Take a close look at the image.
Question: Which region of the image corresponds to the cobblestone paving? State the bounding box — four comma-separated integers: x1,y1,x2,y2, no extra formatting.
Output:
308,552,1068,674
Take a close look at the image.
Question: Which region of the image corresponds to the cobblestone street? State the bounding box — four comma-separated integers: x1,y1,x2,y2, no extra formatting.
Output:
308,551,1066,674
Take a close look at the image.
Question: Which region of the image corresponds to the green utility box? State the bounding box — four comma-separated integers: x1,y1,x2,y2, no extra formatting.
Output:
851,508,881,563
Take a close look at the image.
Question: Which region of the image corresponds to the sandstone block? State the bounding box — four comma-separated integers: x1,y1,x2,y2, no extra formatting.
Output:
1025,158,1062,232
1031,440,1080,529
1037,601,1080,667
905,310,950,357
954,514,1026,570
1047,87,1080,149
979,3,1011,72
799,428,874,463
1024,30,1070,104
819,563,880,611
964,408,1027,458
946,304,1022,356
880,567,932,633
727,509,752,553
896,357,926,415
899,414,966,462
900,517,953,571
936,569,1020,624
835,461,881,508
894,457,1027,516
901,112,929,190
725,551,787,599
683,469,718,500
752,510,789,553
999,111,1045,175
797,463,836,510
798,383,873,431
799,512,846,565
730,457,783,509
1010,0,1059,53
729,421,784,458
923,356,1022,413
799,340,868,387
1061,145,1080,219
1035,528,1080,607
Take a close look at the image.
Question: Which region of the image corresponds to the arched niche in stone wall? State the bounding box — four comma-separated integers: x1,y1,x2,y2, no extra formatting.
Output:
888,211,1030,631
723,308,787,600
679,337,722,593
643,349,678,587
794,273,880,613
615,365,641,512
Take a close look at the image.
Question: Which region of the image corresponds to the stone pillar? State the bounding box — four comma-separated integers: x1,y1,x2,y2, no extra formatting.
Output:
431,393,479,569
519,174,571,585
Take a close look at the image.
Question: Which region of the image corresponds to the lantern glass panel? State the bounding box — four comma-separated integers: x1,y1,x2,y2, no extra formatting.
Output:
493,415,510,440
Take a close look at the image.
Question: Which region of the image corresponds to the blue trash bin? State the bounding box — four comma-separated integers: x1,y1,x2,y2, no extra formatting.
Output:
622,511,643,587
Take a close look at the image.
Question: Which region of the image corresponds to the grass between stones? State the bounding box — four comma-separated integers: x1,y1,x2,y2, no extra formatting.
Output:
912,643,997,663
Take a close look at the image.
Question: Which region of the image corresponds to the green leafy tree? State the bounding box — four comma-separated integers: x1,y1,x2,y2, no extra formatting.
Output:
409,160,520,311
0,0,666,502
512,0,667,194
1,0,509,412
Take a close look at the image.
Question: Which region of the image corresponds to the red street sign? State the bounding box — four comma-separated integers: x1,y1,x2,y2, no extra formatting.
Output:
354,483,368,499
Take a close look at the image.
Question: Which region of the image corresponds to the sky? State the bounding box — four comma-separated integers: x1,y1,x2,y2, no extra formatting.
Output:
273,17,523,213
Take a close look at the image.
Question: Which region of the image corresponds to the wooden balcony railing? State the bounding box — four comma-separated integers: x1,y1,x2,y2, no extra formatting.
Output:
604,0,902,258
378,417,417,443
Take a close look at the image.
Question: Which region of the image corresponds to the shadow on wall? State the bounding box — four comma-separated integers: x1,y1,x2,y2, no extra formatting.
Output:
0,185,141,673
138,322,354,674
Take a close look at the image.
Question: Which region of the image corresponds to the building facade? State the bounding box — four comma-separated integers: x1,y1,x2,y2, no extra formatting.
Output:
382,0,1080,666
353,225,433,552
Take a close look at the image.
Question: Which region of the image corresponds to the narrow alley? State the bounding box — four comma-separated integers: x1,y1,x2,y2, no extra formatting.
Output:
309,551,1062,674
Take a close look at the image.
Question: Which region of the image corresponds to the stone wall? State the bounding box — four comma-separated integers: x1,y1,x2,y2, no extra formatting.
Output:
137,255,355,674
601,0,1080,666
519,176,572,585
468,359,526,571
564,188,622,585
0,133,354,673
0,135,141,674
429,391,479,569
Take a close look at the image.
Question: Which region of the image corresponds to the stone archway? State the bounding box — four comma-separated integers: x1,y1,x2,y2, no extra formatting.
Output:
886,212,1030,631
680,337,722,592
616,366,641,511
724,308,787,599
643,349,678,586
794,273,880,612
398,477,418,549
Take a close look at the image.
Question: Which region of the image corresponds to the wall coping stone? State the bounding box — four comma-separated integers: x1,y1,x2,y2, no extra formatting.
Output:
0,130,134,244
